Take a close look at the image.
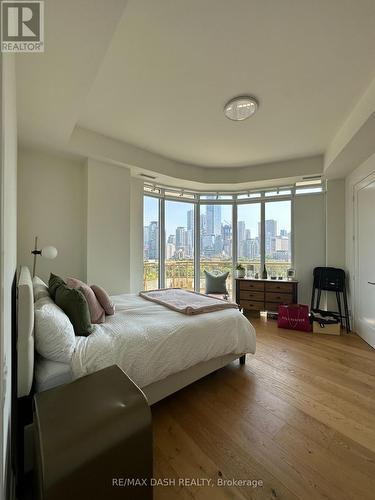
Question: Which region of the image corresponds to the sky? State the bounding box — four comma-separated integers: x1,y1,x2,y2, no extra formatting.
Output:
144,196,291,238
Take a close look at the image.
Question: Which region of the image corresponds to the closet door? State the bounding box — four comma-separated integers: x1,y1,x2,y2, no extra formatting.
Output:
355,173,375,348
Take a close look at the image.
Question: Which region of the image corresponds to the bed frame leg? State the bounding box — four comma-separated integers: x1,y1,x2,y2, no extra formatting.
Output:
239,355,246,365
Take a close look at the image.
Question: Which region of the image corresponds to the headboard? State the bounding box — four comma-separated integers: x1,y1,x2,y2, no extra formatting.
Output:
17,266,34,398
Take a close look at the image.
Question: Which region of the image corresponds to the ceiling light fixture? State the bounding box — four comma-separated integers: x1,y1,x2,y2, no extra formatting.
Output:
224,96,259,121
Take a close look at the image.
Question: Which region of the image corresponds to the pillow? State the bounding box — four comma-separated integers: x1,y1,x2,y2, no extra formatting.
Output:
55,284,93,336
34,296,76,363
204,270,229,294
91,284,115,315
33,276,50,302
48,273,65,300
66,277,105,324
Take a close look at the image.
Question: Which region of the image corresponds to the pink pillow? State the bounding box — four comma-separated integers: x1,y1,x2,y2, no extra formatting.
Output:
90,285,115,315
66,277,105,324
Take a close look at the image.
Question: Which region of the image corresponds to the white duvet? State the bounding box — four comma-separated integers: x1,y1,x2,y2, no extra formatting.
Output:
71,294,256,388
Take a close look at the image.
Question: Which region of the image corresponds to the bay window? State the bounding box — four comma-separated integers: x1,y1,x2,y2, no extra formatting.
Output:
142,183,320,295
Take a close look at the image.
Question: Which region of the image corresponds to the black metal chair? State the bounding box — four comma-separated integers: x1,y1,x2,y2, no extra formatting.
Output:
311,267,350,332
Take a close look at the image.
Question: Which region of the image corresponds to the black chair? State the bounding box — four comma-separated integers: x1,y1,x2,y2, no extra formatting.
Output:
311,267,350,332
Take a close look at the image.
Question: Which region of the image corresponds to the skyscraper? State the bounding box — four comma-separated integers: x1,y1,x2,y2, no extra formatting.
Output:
265,219,277,255
186,229,194,257
206,204,221,236
200,212,207,235
237,221,245,244
265,219,277,237
148,221,159,260
175,226,185,248
187,209,194,231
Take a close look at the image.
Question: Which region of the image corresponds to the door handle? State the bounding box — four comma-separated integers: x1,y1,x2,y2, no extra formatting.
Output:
368,282,375,285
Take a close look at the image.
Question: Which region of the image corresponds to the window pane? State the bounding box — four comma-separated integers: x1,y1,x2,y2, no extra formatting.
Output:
144,185,161,195
264,200,292,279
200,194,233,200
165,201,195,290
200,204,232,295
295,187,323,194
265,189,292,197
296,179,321,186
237,193,261,199
237,203,261,277
164,190,196,200
143,196,159,290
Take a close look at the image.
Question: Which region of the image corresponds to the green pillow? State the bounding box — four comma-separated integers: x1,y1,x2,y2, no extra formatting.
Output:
48,273,65,300
204,270,229,294
55,284,93,336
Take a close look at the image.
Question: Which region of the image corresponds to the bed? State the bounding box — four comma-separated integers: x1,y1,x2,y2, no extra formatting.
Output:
18,266,256,404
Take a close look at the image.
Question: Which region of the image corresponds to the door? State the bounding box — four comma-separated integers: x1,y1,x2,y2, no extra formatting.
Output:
355,173,375,348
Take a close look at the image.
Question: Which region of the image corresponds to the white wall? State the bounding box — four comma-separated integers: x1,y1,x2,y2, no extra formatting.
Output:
294,193,326,305
17,151,145,295
345,152,375,327
1,54,17,499
325,179,346,309
86,159,132,294
130,177,144,293
325,75,375,179
326,179,345,268
18,148,86,283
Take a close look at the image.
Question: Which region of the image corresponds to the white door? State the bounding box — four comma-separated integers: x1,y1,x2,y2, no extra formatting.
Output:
355,173,375,348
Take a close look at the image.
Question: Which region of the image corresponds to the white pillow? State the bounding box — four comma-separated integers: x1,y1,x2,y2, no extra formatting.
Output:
34,296,76,363
33,276,50,302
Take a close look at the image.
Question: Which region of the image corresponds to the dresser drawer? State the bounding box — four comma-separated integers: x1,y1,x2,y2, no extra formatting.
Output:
240,300,263,311
239,281,265,292
265,282,294,293
265,292,294,304
240,291,264,301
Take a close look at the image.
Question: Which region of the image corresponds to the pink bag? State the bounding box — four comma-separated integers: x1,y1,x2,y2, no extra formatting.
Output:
278,304,311,332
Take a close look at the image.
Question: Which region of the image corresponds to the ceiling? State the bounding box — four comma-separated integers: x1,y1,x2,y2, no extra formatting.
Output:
17,0,375,170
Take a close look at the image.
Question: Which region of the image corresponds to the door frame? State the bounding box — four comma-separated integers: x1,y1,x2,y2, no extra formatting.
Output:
353,171,375,343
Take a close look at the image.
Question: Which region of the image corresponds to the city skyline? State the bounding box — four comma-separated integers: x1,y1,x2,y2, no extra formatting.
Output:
144,197,291,262
144,196,290,236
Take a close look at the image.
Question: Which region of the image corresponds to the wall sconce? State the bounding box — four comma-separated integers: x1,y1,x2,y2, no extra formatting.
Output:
31,236,58,277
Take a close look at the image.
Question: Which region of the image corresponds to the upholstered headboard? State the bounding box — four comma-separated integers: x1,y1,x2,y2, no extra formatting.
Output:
17,266,34,397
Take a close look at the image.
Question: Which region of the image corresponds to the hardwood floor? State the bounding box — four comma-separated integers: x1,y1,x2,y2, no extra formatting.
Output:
152,315,375,500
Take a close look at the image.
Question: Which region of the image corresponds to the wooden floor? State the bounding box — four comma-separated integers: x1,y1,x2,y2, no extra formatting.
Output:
152,315,375,500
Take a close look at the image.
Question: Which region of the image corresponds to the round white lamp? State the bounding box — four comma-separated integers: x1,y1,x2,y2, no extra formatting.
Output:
31,236,58,277
41,246,58,259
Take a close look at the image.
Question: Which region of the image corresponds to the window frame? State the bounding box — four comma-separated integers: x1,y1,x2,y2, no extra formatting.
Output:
163,197,196,290
143,182,323,293
143,194,161,290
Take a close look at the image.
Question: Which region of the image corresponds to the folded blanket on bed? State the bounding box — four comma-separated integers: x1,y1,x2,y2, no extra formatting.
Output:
139,288,238,315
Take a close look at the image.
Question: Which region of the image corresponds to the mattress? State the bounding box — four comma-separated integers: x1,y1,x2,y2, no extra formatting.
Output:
71,293,256,388
35,356,73,392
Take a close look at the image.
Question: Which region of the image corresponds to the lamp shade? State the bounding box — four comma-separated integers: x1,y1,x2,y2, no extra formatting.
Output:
41,246,58,260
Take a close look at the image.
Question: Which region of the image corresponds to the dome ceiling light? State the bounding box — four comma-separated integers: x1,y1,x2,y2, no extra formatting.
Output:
224,96,259,121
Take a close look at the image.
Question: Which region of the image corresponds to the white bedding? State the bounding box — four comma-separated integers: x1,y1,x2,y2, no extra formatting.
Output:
71,293,256,388
35,356,73,392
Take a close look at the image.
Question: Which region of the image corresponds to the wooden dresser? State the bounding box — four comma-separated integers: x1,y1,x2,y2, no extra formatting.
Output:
235,278,298,315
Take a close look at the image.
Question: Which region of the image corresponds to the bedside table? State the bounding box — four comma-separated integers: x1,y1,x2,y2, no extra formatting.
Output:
33,365,152,500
